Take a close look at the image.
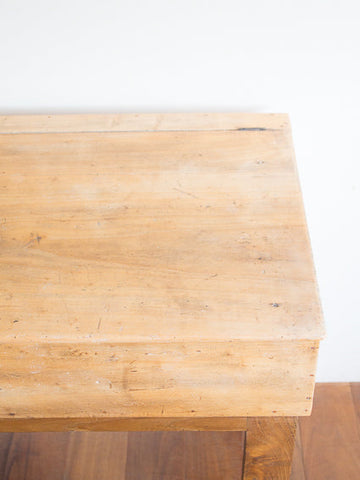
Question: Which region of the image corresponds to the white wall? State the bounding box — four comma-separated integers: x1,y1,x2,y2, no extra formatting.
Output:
1,0,359,381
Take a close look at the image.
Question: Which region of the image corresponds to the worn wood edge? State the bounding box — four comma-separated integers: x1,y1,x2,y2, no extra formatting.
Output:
0,417,248,432
0,340,318,420
0,113,289,134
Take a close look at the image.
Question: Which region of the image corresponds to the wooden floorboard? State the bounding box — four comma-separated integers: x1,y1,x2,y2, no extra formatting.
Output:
351,382,360,425
0,431,245,480
292,383,360,479
0,383,359,479
126,431,245,480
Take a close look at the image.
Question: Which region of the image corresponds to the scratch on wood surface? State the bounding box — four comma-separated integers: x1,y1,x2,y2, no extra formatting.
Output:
173,187,199,199
236,127,268,131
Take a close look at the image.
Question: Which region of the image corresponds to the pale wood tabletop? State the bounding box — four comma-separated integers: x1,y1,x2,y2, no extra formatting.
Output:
0,113,324,428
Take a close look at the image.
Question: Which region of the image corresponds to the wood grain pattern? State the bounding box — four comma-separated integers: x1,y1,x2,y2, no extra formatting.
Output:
0,432,71,480
126,431,245,480
0,114,323,424
289,425,306,480
298,383,360,479
244,417,297,480
351,382,360,423
0,383,358,480
0,340,318,421
0,432,128,480
0,128,323,343
65,432,128,480
0,417,248,433
0,112,289,133
0,431,245,480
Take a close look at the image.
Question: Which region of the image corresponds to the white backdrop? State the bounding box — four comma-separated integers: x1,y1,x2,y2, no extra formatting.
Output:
1,0,359,381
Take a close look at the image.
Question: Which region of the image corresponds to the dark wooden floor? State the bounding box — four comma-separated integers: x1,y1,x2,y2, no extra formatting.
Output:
0,383,359,479
290,382,360,479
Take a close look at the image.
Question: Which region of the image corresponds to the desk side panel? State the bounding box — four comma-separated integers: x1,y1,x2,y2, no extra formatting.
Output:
0,340,318,425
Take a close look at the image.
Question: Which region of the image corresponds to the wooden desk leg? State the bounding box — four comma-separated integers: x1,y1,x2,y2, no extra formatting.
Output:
243,417,298,480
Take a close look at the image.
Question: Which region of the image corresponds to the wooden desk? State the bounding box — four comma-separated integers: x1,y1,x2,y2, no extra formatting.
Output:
0,113,324,479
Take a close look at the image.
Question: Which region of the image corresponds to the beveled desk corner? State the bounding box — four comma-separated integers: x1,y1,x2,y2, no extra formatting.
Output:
0,113,324,479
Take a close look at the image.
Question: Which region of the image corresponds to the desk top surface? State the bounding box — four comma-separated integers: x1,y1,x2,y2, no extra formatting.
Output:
0,113,324,344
